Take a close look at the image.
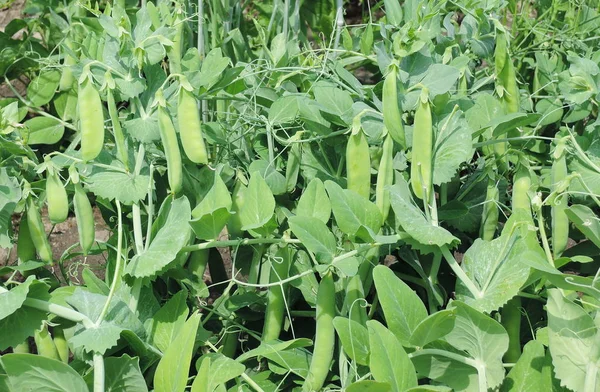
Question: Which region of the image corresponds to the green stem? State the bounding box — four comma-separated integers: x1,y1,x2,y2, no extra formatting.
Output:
182,238,301,253
22,298,94,328
584,363,599,392
144,164,154,251
93,353,105,392
537,210,555,266
408,349,478,368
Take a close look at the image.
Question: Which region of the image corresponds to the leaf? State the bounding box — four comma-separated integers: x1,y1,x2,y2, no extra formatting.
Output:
490,113,542,137
24,117,64,145
0,274,35,321
90,354,148,392
124,114,161,143
0,169,20,249
324,180,382,242
296,178,331,223
27,70,61,107
70,323,124,354
288,216,336,264
347,380,392,392
190,175,232,240
546,289,600,392
565,204,600,249
248,160,287,195
85,169,151,205
1,354,88,392
148,290,189,353
409,309,456,348
417,64,460,97
367,320,418,391
373,265,428,345
312,81,354,125
197,48,230,90
154,312,201,392
0,306,47,351
389,178,459,250
500,340,550,392
237,338,313,362
239,174,275,231
190,357,210,392
269,95,299,125
195,353,245,391
333,316,370,365
437,200,468,220
445,301,509,390
125,197,192,279
432,111,473,186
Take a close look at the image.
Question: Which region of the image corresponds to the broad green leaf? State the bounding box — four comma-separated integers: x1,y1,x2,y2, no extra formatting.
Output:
85,169,151,205
190,357,211,392
289,250,318,306
24,117,64,145
313,81,354,125
500,340,550,392
248,160,287,195
296,178,331,223
565,204,600,249
0,305,46,351
154,312,201,392
0,275,35,321
125,197,192,279
288,216,336,264
547,289,600,392
124,114,161,143
190,174,232,240
490,113,542,137
373,265,427,345
148,290,189,353
389,178,459,250
27,70,61,107
197,48,230,90
1,354,88,392
69,322,124,354
333,316,370,366
384,0,403,25
269,95,299,125
406,387,452,392
195,353,245,391
417,64,460,97
239,174,275,231
445,301,509,390
237,338,313,362
409,309,456,348
263,347,312,378
0,169,20,248
347,380,392,392
437,200,468,220
368,320,418,391
324,180,382,242
465,93,503,134
86,354,148,392
432,111,472,186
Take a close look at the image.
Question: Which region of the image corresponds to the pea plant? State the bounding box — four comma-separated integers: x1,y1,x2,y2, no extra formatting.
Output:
1,0,600,391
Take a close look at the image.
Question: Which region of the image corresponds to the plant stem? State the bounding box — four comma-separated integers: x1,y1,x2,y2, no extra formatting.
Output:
182,238,301,253
537,211,555,266
93,353,105,392
584,362,599,392
22,297,94,328
408,349,478,368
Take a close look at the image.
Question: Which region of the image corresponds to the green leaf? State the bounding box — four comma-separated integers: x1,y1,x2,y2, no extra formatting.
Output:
500,340,550,392
0,305,46,351
373,265,428,345
190,174,232,240
313,81,354,125
437,200,468,220
565,204,600,249
333,316,370,365
297,178,331,223
27,70,61,107
85,169,151,205
547,289,600,392
195,353,245,391
239,174,275,231
190,357,210,392
389,177,459,250
24,117,64,145
433,111,472,186
124,114,161,143
268,95,299,125
417,64,460,97
248,160,287,195
70,323,124,354
0,274,35,322
1,354,88,392
0,169,20,248
347,380,392,392
490,113,542,137
154,312,201,392
409,309,456,348
125,197,192,279
197,48,230,90
237,338,313,362
87,354,148,392
324,180,382,242
288,216,336,264
446,301,509,390
148,290,189,353
367,320,418,391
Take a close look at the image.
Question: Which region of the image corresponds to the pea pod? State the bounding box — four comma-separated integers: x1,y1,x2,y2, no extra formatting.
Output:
34,324,60,360
551,139,569,258
410,88,432,200
285,142,301,192
168,10,183,74
177,88,208,164
346,118,371,199
512,164,531,215
382,64,406,149
343,275,368,326
12,341,30,354
157,105,183,194
262,246,291,341
480,178,499,241
27,198,53,264
53,327,70,363
496,32,520,114
78,79,104,161
59,38,76,91
107,90,129,168
46,172,68,224
73,183,95,255
376,134,394,221
17,213,36,263
304,271,335,392
501,297,522,363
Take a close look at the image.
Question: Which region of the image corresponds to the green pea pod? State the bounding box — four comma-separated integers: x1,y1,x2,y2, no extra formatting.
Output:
107,90,129,168
17,213,36,263
346,123,371,199
512,164,531,215
501,297,522,363
480,178,499,241
34,324,60,360
27,198,53,264
343,275,368,326
168,10,183,74
46,172,68,224
177,88,208,164
376,134,394,222
285,142,301,193
551,140,569,258
12,341,30,354
73,183,95,255
410,88,432,200
53,327,69,363
262,246,291,342
228,180,246,238
304,272,336,392
382,65,406,149
157,106,183,194
59,38,76,91
78,79,104,161
220,326,238,358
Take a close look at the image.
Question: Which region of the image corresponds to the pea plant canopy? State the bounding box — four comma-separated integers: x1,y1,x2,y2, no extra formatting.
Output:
1,0,600,391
